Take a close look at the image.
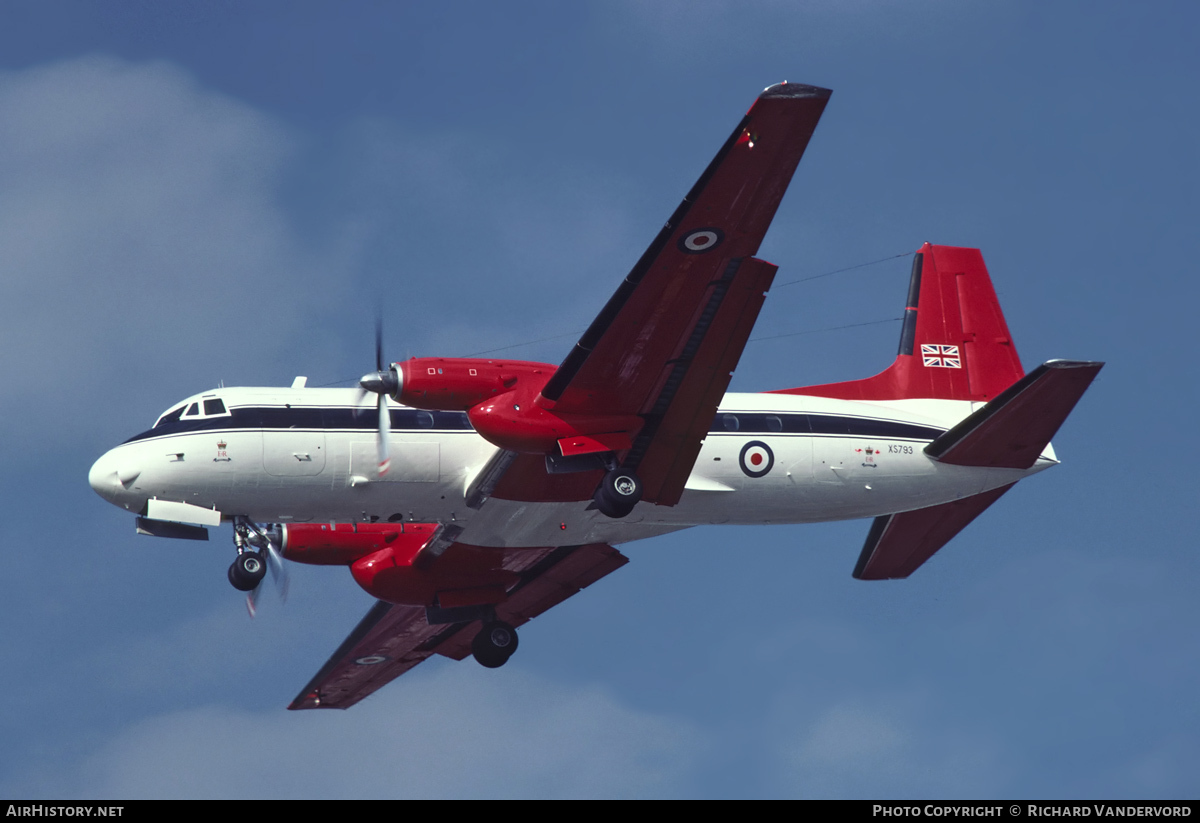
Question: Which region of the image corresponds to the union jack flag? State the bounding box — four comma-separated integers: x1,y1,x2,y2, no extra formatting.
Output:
921,344,961,368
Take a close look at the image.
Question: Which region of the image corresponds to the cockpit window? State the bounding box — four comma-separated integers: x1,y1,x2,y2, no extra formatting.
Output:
155,406,186,428
203,398,227,416
183,403,200,417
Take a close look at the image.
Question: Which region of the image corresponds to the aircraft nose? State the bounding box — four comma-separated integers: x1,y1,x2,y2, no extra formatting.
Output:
88,448,142,503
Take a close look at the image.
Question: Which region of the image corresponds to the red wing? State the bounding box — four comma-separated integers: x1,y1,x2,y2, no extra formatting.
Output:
531,82,830,505
289,543,627,710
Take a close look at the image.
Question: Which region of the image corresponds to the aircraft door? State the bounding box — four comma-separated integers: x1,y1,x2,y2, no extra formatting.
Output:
261,407,328,477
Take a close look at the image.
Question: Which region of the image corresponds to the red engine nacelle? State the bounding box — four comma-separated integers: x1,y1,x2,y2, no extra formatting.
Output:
281,522,519,608
389,357,643,456
281,522,429,565
468,386,643,455
393,357,554,411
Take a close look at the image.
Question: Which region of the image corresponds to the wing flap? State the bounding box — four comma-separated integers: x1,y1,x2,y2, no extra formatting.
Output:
633,256,777,504
853,484,1015,580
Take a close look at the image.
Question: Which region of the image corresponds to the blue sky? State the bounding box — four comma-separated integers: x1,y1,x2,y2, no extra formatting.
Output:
1,0,1196,799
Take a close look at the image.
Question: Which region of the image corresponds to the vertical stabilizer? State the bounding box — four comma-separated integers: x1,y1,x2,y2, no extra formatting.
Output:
776,244,1025,402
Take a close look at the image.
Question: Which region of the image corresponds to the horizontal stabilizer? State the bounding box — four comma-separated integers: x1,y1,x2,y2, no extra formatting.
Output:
925,360,1103,469
854,484,1015,580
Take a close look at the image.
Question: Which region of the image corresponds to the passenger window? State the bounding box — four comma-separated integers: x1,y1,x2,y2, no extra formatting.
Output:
766,415,783,433
183,403,200,417
203,398,227,416
416,411,435,429
722,414,739,432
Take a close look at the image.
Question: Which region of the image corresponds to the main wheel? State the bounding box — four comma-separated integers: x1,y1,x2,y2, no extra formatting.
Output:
471,621,518,669
594,468,643,518
228,551,267,592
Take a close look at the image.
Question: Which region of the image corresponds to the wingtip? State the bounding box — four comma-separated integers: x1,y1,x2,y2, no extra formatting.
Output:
760,81,832,100
1043,359,1105,370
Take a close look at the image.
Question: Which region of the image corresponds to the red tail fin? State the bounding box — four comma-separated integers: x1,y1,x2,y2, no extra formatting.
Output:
777,244,1024,402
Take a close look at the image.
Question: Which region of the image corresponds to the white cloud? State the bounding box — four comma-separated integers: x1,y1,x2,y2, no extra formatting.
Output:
0,56,355,442
14,665,703,799
776,696,1004,798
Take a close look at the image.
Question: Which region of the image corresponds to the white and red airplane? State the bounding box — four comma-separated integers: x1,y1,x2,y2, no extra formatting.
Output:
88,82,1101,710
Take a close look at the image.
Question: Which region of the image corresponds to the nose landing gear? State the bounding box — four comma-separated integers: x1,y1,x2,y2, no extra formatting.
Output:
227,517,289,615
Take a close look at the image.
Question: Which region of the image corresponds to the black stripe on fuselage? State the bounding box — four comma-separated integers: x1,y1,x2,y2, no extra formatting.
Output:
123,407,474,444
122,406,944,445
709,412,943,441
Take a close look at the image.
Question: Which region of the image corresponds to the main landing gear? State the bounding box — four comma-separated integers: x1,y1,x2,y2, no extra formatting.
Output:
593,467,643,519
471,620,519,669
428,604,521,669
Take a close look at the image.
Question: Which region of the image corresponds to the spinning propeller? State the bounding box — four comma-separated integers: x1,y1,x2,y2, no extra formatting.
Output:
246,535,289,618
356,317,400,477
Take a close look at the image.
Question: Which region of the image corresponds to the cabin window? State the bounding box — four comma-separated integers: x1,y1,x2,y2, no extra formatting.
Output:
721,414,739,432
766,415,783,433
416,411,435,429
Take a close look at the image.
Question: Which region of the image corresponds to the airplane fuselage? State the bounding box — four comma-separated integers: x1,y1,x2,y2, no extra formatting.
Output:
89,385,1053,550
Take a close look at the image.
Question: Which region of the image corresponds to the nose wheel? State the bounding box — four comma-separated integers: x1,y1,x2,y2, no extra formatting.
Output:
228,551,267,591
471,621,519,668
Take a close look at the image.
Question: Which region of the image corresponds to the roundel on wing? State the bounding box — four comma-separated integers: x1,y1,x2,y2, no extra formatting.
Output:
739,441,774,478
678,227,724,254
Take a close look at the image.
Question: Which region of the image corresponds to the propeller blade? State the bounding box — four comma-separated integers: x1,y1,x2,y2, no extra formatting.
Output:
377,393,391,476
375,312,384,373
266,541,290,603
352,385,370,418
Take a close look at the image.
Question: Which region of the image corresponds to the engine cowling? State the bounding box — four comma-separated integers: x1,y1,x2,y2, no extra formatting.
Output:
281,522,432,565
281,522,520,607
467,388,643,455
350,542,518,608
392,357,554,411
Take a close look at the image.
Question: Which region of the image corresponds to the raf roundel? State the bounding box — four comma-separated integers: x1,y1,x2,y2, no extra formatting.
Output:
739,440,775,478
678,227,724,254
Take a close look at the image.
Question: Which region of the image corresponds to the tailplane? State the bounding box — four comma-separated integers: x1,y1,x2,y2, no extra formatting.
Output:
776,243,1025,402
925,359,1103,469
853,359,1103,580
